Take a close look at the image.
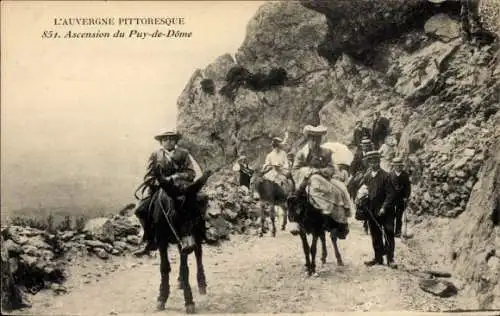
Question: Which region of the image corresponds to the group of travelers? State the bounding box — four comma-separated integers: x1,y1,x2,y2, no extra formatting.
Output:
133,108,412,270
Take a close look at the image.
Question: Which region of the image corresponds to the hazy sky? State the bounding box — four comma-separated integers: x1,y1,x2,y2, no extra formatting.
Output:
1,1,266,217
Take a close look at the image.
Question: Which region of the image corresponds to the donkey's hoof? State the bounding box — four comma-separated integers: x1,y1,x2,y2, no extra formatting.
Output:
337,260,345,266
186,303,196,314
156,301,166,311
199,286,207,295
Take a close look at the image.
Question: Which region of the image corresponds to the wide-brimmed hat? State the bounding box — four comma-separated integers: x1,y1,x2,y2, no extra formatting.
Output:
364,150,380,160
272,137,283,144
154,128,181,141
303,125,327,137
391,157,405,165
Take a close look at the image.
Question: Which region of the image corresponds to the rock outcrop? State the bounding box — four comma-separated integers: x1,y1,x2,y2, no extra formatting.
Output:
176,0,500,309
449,112,500,309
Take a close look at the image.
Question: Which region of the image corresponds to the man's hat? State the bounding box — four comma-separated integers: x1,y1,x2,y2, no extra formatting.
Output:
391,157,405,165
303,125,327,137
272,137,283,144
154,128,181,141
361,138,372,145
364,150,380,160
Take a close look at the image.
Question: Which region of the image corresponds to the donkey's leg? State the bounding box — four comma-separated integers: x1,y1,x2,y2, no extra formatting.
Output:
281,203,288,231
157,244,170,311
330,231,344,266
270,204,277,237
259,202,266,237
310,233,319,276
194,242,207,295
299,231,311,276
177,245,184,290
180,251,195,314
320,231,328,264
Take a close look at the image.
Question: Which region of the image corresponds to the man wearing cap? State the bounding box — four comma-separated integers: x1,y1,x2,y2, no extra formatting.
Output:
293,125,335,192
390,157,411,238
361,150,397,268
133,128,196,257
292,125,352,235
371,111,390,150
352,120,371,147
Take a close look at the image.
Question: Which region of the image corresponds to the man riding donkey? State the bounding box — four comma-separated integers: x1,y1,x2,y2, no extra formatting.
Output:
133,128,204,257
257,137,293,236
286,125,354,273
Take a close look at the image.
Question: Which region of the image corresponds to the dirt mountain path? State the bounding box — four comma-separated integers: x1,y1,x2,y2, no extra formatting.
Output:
13,220,469,315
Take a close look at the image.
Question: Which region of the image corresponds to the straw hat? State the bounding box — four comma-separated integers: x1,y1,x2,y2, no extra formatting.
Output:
154,128,181,141
272,137,283,144
361,138,372,145
391,157,405,165
364,150,380,160
303,125,327,137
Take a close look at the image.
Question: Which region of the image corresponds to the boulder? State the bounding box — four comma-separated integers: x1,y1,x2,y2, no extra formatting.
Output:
1,236,27,310
82,217,114,243
419,278,458,297
424,14,461,42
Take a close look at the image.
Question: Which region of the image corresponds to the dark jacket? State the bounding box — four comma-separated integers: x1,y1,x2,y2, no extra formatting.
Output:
238,164,254,189
390,170,411,200
362,169,395,214
144,146,196,196
350,148,369,176
353,127,371,146
372,116,390,144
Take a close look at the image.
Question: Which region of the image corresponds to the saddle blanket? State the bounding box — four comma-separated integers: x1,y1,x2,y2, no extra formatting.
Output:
294,168,354,224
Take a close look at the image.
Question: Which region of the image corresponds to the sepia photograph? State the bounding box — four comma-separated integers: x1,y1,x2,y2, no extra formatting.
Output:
1,0,499,315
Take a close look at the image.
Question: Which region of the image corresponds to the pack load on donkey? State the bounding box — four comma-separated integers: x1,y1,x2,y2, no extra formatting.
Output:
293,126,355,229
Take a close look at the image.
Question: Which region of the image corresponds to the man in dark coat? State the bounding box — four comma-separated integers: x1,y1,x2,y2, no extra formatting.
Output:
348,138,374,234
371,111,390,149
361,151,397,268
390,157,412,238
352,120,371,147
133,128,196,257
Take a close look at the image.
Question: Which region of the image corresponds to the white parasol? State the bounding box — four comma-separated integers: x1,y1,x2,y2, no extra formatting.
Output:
321,142,354,166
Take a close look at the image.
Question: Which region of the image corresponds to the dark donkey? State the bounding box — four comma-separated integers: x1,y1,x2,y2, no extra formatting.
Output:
150,170,212,313
286,182,348,277
253,173,291,237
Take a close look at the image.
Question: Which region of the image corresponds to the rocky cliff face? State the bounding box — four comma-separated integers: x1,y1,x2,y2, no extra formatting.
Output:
176,0,500,309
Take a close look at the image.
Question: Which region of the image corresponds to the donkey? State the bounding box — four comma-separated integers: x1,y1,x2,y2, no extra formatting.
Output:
286,192,347,277
253,174,291,237
151,170,212,313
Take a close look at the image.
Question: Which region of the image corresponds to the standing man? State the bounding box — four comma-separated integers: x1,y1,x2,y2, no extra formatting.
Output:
133,128,196,257
361,151,397,268
371,111,390,149
390,157,412,238
352,120,372,147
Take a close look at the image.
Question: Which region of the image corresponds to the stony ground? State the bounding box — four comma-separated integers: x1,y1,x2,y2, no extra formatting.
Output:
12,217,473,315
